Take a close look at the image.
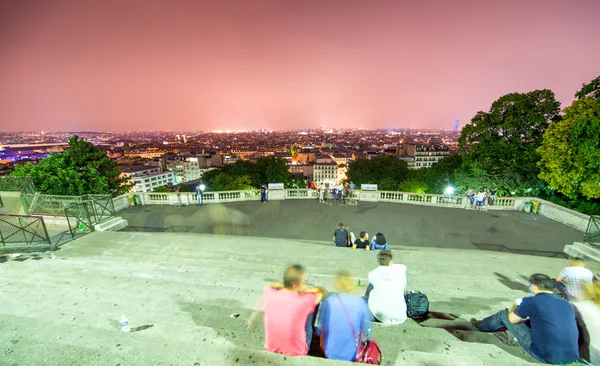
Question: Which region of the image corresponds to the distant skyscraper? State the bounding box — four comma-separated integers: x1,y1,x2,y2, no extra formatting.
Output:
453,119,459,132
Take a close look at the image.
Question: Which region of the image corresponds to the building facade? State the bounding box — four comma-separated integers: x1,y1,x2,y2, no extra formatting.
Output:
121,166,175,193
400,144,449,169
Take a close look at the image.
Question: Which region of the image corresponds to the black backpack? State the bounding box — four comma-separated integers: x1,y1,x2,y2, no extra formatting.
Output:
405,291,430,319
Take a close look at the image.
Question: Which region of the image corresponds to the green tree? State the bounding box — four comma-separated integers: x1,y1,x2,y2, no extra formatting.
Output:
398,178,427,193
459,89,560,194
153,186,172,192
255,156,293,186
209,173,254,191
12,135,131,196
575,75,600,100
346,155,410,189
538,95,600,199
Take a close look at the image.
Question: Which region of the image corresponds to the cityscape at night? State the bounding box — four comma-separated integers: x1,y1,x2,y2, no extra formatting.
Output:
1,0,599,365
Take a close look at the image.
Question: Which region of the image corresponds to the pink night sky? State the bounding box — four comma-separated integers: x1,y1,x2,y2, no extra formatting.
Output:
1,0,599,132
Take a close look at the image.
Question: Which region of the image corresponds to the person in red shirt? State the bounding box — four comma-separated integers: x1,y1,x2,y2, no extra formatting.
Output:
248,265,326,356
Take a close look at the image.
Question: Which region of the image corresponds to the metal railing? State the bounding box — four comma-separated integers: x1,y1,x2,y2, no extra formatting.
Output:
0,213,51,246
584,216,600,244
0,176,35,194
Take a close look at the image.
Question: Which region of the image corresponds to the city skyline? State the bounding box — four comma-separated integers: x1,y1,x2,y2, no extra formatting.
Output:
1,0,599,132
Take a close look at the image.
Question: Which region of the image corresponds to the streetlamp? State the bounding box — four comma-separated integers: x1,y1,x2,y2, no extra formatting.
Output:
444,186,455,195
196,184,206,206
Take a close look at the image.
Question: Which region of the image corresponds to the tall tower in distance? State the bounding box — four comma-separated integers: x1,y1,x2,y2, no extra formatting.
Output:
453,119,460,132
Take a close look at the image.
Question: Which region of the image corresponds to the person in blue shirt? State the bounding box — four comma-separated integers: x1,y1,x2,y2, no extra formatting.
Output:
471,273,579,364
370,233,389,250
316,271,371,361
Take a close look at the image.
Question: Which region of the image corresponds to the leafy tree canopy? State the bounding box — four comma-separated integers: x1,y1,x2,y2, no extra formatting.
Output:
11,135,131,196
458,89,560,191
202,156,295,190
346,155,410,188
575,75,600,101
538,96,600,199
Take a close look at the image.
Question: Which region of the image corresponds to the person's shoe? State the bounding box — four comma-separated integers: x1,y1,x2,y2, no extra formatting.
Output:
469,318,480,330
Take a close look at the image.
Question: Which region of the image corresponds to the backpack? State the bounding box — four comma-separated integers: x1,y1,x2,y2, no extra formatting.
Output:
405,291,430,319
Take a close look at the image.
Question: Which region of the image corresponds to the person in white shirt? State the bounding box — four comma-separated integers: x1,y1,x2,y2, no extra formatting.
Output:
474,189,486,212
363,250,407,324
572,280,600,364
554,258,595,300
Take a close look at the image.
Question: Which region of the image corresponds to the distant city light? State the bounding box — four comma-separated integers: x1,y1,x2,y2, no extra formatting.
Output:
444,186,454,195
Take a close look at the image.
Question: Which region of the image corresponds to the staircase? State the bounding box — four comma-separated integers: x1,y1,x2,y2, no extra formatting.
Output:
0,231,571,365
564,242,600,263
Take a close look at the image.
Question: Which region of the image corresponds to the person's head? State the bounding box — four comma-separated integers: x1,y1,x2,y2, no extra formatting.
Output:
334,270,357,294
377,250,393,266
338,223,344,229
528,273,554,293
569,258,586,268
480,189,484,193
283,264,306,291
359,231,367,240
375,233,386,244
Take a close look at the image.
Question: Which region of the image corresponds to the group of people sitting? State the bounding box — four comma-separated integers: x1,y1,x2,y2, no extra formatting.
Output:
247,251,600,364
333,223,389,250
471,258,599,365
247,250,406,361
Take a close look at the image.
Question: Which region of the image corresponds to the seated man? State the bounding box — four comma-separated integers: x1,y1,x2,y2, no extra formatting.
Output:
364,250,407,324
352,231,370,251
333,223,350,247
554,258,594,301
251,264,325,356
471,274,579,364
317,271,371,361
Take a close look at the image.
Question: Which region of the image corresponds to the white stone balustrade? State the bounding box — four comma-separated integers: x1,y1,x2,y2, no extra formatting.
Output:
108,190,592,233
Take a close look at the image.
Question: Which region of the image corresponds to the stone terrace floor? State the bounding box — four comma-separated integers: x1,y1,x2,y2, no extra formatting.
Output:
3,231,594,365
119,199,583,256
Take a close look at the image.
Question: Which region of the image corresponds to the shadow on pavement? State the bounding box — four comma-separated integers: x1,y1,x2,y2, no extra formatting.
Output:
494,272,529,292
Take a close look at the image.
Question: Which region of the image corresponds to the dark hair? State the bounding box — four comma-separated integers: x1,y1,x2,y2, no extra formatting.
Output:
377,250,393,266
375,233,386,245
529,273,554,291
283,264,305,289
338,223,344,228
359,231,367,239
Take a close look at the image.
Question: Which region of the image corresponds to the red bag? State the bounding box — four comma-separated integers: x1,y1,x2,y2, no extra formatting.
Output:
336,294,383,364
356,339,382,364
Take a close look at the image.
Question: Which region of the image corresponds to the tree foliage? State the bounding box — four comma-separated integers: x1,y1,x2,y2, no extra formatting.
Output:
575,75,600,101
346,155,409,188
11,135,131,196
538,96,600,199
458,89,560,194
201,156,296,191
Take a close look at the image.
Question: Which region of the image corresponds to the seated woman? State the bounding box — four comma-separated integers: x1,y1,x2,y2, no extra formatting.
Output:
370,233,388,250
316,271,372,361
352,231,370,251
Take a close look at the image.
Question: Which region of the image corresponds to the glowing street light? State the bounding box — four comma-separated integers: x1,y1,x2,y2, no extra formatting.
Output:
444,186,455,195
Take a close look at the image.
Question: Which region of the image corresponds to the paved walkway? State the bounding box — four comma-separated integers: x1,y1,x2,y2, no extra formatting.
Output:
119,200,583,256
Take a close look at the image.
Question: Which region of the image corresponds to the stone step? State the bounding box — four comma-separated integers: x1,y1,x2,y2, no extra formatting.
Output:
94,216,128,232
564,242,600,263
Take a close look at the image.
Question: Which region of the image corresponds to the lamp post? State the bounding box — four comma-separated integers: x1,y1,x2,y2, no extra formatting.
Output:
196,184,206,206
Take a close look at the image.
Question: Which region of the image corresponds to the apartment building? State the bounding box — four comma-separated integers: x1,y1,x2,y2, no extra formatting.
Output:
120,166,175,193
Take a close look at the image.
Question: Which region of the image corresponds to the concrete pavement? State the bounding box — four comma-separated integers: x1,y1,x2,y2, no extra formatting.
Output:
119,200,582,256
2,230,594,365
